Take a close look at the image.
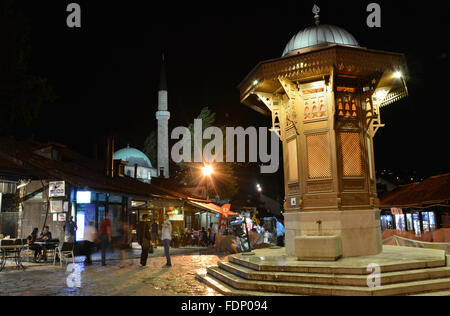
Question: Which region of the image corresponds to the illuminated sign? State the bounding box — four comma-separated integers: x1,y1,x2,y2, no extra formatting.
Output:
76,191,91,204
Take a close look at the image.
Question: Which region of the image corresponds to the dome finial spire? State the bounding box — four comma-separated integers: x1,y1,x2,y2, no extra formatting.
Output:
312,4,320,26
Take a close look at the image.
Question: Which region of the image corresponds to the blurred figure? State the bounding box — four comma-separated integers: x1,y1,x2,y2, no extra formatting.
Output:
27,227,41,262
137,214,151,267
183,228,191,246
84,221,97,265
118,220,130,268
207,228,212,247
63,216,78,243
200,227,207,247
99,214,111,266
210,222,218,247
151,219,158,249
161,214,172,267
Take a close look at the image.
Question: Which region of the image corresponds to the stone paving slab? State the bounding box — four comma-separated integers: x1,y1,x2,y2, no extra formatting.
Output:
0,250,226,296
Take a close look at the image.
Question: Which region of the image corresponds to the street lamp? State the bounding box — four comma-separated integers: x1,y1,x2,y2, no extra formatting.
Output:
202,165,213,177
202,164,214,200
257,184,262,192
393,71,402,79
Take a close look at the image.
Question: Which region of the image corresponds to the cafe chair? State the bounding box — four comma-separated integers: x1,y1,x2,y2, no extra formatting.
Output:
21,239,33,262
44,242,58,263
55,242,75,267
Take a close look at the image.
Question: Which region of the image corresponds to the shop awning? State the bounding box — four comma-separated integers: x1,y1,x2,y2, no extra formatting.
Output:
187,200,237,216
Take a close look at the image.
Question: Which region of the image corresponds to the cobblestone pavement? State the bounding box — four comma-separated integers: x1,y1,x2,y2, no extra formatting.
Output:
0,252,226,296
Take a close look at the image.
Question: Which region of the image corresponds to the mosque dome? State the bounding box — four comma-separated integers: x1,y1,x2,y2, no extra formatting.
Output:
114,145,152,168
282,24,359,57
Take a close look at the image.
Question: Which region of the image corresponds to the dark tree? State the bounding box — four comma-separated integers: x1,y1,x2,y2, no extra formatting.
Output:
0,0,55,137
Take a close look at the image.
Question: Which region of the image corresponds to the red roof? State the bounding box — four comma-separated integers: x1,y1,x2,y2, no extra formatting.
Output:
379,173,450,208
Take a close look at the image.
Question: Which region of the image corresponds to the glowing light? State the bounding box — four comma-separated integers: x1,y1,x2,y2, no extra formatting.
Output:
253,80,259,86
393,71,402,79
202,165,213,177
76,191,91,204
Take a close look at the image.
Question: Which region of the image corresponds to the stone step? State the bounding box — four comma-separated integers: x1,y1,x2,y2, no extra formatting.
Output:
228,251,446,275
219,261,450,287
411,290,450,296
207,266,450,296
195,270,301,296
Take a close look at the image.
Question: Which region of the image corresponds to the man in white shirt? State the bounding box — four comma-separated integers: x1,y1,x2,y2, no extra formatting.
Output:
161,214,172,267
84,221,97,265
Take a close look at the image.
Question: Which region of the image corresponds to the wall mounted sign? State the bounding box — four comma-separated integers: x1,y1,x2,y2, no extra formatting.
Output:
58,213,66,222
169,214,184,221
50,200,63,213
291,198,297,206
49,181,65,197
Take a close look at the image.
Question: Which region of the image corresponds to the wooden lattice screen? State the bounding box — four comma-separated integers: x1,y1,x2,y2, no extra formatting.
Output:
307,133,331,179
339,132,363,177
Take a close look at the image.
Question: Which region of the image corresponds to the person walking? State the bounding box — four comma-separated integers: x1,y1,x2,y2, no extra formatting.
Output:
84,221,97,265
137,214,151,267
118,220,130,268
161,214,172,267
211,222,218,247
63,216,78,243
151,220,158,249
99,214,111,266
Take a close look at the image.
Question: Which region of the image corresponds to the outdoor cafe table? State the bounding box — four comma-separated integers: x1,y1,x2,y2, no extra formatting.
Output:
33,241,59,263
0,245,28,272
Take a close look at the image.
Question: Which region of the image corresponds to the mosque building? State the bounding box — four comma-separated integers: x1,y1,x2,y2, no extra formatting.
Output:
114,56,170,183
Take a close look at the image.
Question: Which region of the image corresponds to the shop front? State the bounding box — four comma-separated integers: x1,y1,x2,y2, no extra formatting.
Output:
381,208,437,236
72,190,127,242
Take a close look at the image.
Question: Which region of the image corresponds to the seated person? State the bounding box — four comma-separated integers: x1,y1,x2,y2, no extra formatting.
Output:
27,227,41,262
39,226,52,241
38,226,53,261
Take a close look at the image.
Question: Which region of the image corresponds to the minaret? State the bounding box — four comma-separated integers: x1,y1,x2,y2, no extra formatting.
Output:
156,54,170,178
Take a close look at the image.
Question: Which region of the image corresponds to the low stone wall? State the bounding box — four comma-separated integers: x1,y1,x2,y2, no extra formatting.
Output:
382,228,450,243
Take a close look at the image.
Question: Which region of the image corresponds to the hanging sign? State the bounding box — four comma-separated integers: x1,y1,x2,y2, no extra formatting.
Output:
218,204,232,230
49,181,65,197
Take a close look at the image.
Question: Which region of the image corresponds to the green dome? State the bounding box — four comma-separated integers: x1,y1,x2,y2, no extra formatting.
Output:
114,145,152,168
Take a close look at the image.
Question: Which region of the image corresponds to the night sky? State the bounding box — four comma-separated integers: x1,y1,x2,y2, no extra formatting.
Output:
10,0,450,195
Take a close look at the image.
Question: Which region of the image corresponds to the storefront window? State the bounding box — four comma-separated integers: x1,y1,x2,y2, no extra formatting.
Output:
98,193,107,202
422,212,430,233
413,213,421,236
429,212,436,231
395,214,406,231
406,213,413,231
98,206,106,225
381,215,393,230
109,194,122,204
